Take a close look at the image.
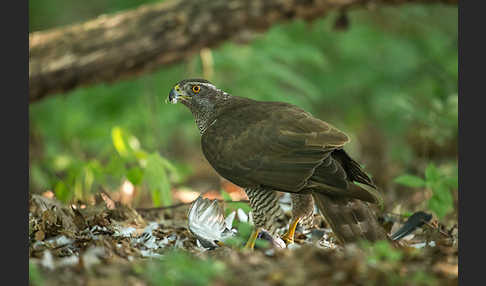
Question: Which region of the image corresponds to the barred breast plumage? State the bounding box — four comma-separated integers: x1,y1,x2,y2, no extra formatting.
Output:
245,187,283,236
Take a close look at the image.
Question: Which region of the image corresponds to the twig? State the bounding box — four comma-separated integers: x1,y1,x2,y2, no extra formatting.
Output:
136,199,249,212
423,221,451,238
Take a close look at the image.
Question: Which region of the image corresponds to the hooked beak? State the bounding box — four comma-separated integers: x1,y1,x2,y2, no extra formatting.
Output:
167,84,187,104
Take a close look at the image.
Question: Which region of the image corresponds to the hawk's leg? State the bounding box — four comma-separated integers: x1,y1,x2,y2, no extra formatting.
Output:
281,193,314,244
244,187,283,249
281,217,301,244
244,227,261,249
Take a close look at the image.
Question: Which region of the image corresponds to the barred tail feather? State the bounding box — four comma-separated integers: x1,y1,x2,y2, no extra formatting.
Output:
311,193,388,243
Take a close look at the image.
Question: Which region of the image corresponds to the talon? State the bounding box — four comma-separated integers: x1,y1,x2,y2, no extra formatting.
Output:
281,233,294,245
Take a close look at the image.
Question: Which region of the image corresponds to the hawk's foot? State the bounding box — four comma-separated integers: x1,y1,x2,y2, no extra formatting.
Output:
281,218,301,245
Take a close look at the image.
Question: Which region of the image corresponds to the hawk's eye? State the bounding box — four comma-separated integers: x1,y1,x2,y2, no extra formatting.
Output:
192,85,201,93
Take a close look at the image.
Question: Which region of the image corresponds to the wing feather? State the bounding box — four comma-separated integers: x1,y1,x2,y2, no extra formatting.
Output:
201,101,349,192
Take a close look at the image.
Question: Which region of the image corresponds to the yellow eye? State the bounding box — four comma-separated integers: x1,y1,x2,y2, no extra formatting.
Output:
192,85,201,93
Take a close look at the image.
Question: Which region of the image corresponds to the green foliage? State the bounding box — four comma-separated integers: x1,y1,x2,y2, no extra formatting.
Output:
29,262,44,286
126,167,144,185
361,240,403,266
236,222,253,242
54,181,70,202
145,250,226,286
220,190,232,202
425,164,457,219
29,0,164,32
29,2,457,210
254,239,271,249
29,64,193,205
410,270,438,286
145,153,173,207
394,175,425,188
361,240,439,286
225,221,271,250
220,221,254,249
34,124,181,206
395,163,457,218
42,156,105,202
110,126,181,207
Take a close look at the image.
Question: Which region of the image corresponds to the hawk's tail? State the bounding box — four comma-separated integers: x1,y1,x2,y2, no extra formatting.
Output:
312,193,389,243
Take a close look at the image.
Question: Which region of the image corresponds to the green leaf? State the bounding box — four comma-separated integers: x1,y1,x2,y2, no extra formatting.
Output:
223,237,244,248
126,167,144,185
428,197,448,219
159,156,183,182
428,181,453,218
144,153,173,207
54,181,71,203
236,222,253,241
236,203,251,214
83,166,95,194
425,163,440,183
30,164,50,191
52,154,72,172
220,190,232,201
394,175,425,188
145,251,226,286
151,188,161,207
29,262,44,286
133,150,148,161
111,126,129,157
443,176,458,190
255,239,270,249
104,155,126,178
363,240,403,266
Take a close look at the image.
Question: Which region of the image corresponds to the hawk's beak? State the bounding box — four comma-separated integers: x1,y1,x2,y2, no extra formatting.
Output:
168,88,178,103
167,84,188,104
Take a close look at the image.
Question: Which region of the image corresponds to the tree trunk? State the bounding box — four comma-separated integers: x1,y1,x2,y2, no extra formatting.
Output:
29,0,457,102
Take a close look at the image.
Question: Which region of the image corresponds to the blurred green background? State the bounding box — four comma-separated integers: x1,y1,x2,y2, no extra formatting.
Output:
29,1,457,218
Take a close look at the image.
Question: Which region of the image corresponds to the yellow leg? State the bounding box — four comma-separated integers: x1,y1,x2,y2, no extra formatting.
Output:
244,227,261,249
281,218,301,245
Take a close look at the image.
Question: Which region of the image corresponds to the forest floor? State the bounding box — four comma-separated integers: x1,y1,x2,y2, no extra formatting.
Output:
29,184,458,286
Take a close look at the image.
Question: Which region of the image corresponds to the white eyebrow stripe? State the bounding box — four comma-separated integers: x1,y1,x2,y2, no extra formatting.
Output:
186,81,212,86
188,82,222,92
197,83,216,89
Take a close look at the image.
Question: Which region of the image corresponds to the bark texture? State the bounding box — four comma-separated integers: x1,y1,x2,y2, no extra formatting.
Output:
29,0,457,102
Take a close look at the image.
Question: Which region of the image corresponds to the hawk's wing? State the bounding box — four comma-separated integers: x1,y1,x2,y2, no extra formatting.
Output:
201,101,348,192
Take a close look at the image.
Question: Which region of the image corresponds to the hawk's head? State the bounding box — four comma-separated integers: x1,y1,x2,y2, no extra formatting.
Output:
168,78,237,133
168,79,226,110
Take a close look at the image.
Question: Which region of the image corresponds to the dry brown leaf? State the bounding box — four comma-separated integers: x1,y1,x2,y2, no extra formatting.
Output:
35,230,45,241
434,262,458,277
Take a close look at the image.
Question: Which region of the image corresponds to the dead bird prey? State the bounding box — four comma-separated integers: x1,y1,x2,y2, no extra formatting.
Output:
187,196,234,249
168,79,389,248
187,196,285,249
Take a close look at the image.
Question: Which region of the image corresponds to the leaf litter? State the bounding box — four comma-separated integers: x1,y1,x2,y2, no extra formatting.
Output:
29,192,458,285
